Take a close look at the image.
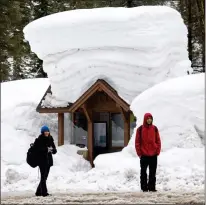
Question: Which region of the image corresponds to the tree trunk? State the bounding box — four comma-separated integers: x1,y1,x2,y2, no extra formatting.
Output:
196,0,205,72
127,0,133,8
187,0,193,63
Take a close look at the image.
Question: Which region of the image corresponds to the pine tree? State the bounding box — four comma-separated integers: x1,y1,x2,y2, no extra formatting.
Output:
0,0,35,81
0,0,13,82
170,0,205,73
125,0,166,7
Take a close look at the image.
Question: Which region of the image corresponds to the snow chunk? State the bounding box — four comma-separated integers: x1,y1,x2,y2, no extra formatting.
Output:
5,169,22,184
24,6,192,105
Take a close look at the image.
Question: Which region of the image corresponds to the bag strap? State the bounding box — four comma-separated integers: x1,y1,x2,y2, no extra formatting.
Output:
138,125,143,147
154,126,158,143
31,138,38,148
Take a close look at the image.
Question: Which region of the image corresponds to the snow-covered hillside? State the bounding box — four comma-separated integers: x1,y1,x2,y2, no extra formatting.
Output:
1,74,204,194
24,6,192,106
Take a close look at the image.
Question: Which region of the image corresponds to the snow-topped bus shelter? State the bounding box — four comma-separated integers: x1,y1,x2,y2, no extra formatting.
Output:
36,79,132,166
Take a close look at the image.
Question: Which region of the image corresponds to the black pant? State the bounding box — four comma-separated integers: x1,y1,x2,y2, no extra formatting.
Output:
36,165,50,196
140,155,157,191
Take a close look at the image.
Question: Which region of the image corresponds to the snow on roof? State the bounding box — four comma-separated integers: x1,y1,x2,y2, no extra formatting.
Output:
24,6,192,106
37,86,71,109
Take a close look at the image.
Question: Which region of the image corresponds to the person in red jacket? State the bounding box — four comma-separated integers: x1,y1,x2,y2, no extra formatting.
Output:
135,113,161,192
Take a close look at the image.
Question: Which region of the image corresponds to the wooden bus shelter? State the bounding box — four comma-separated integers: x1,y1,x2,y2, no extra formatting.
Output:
36,79,132,166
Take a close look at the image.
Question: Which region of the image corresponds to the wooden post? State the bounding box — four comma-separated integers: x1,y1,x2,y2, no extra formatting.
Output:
119,106,130,147
88,121,94,167
109,112,112,149
71,112,75,144
82,104,94,167
58,113,64,146
124,112,130,147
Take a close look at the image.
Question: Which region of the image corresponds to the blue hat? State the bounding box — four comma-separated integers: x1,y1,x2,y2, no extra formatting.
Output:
41,126,50,133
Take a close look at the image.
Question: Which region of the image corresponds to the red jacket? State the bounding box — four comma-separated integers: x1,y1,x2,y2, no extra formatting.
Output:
135,113,161,157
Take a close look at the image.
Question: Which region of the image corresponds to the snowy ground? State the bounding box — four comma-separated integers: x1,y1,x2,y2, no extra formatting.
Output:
1,76,204,200
1,191,204,204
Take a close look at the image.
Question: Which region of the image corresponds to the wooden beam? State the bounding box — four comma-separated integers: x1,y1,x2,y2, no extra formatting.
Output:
81,105,93,167
124,112,130,147
109,112,112,149
82,104,92,122
118,105,127,122
58,113,64,146
117,106,130,146
38,108,71,113
88,121,94,167
71,112,75,144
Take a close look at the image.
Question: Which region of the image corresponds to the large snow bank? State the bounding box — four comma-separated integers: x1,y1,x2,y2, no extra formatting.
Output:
1,78,49,111
125,73,205,155
24,6,192,106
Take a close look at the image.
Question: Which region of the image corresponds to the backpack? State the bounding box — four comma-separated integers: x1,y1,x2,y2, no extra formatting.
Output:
138,125,158,145
26,140,38,168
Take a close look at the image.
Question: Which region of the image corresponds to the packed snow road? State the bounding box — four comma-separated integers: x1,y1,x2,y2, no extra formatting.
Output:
1,191,204,204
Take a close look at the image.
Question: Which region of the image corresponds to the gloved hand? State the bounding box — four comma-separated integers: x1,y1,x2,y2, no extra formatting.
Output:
48,147,53,153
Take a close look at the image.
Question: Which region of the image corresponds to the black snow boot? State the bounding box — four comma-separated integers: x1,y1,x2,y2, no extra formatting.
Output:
43,193,52,197
149,189,157,192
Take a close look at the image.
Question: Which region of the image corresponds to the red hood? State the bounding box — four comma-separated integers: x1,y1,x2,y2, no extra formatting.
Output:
143,113,153,126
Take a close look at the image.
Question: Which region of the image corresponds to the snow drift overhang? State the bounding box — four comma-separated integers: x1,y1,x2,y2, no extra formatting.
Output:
25,6,192,106
36,79,130,113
